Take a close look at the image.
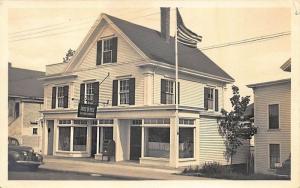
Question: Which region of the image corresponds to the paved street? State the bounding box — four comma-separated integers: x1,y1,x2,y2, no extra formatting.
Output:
8,168,151,180
7,156,211,180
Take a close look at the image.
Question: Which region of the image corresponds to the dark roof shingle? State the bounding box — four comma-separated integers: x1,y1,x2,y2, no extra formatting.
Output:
9,66,45,98
106,14,234,81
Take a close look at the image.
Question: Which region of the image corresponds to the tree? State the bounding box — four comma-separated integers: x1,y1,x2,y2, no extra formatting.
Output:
218,85,257,165
63,49,76,63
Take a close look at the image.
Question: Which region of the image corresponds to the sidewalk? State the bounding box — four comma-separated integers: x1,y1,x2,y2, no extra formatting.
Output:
40,156,211,180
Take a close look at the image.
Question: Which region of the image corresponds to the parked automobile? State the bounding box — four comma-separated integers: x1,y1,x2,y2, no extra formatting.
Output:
8,137,43,171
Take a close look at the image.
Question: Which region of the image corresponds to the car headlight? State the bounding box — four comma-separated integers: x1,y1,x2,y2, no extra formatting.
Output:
22,151,28,156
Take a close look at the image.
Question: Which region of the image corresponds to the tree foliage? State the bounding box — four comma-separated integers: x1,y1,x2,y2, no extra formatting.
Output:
63,49,76,63
218,85,257,164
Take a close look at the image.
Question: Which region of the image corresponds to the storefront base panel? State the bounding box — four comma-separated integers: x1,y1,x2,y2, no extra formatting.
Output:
140,157,170,167
178,159,199,167
54,152,90,158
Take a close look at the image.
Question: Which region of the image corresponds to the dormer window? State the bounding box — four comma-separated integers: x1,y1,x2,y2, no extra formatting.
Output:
96,37,118,65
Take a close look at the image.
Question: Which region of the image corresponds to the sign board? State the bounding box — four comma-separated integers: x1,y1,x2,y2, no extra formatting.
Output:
77,103,97,118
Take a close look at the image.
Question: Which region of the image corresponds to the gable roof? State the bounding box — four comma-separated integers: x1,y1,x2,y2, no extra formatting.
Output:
9,64,45,98
105,14,234,82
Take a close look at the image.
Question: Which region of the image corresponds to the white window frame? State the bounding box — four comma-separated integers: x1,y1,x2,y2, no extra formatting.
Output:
207,87,214,110
54,85,68,109
118,79,130,105
102,38,113,64
165,79,175,104
56,120,88,153
268,143,281,169
84,82,95,105
268,103,280,130
179,118,196,160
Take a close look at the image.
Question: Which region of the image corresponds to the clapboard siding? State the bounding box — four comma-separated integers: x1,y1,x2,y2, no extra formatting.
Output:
153,73,224,110
253,82,291,174
46,63,67,75
77,24,143,70
199,117,228,165
199,117,248,165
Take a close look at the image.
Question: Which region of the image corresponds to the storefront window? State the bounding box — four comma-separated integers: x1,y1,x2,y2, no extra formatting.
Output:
58,127,71,151
144,127,170,158
73,127,87,151
179,128,194,158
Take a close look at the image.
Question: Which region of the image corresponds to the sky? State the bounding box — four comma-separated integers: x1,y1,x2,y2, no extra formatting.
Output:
7,5,291,109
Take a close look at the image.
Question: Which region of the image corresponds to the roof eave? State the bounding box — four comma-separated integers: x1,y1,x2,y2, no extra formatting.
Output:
247,78,291,88
140,61,235,83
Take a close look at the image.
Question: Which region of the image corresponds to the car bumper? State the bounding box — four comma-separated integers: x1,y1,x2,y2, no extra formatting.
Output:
16,161,44,166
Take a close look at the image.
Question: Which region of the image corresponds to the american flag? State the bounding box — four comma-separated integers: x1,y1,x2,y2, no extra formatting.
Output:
177,8,202,48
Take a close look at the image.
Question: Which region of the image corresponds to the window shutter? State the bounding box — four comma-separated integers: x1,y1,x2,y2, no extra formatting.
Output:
204,87,208,110
51,87,56,109
96,40,102,65
129,78,135,105
63,86,69,108
80,83,85,104
93,82,99,106
175,82,180,104
161,79,166,104
215,89,219,112
112,37,118,63
112,80,118,106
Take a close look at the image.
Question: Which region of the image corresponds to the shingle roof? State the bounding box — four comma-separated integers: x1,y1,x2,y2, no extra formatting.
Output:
106,14,234,81
9,65,45,98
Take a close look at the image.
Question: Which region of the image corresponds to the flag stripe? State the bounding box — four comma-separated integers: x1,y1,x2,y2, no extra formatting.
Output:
176,8,202,48
178,25,202,41
178,29,201,43
177,38,197,48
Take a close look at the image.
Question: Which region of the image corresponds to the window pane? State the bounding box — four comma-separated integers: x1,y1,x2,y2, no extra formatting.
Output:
179,128,194,158
269,144,280,169
103,127,113,153
73,127,87,151
58,127,70,151
269,104,279,129
144,127,170,158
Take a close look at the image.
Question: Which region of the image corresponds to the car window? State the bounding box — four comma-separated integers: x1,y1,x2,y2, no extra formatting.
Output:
8,138,19,146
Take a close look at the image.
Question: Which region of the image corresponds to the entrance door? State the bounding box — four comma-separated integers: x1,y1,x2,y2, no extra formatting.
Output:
130,126,142,160
91,127,98,157
47,120,54,155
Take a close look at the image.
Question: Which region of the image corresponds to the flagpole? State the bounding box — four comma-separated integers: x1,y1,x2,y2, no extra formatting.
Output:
175,7,179,168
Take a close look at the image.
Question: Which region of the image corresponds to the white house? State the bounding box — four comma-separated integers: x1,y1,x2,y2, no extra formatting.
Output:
247,59,291,174
40,9,249,168
8,63,45,153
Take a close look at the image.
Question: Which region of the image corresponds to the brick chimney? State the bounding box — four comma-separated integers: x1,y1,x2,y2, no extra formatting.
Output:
160,7,170,42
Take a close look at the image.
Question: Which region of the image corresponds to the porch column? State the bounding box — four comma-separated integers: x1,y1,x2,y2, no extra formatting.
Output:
169,115,179,168
96,126,100,154
195,118,200,164
113,118,121,161
100,127,104,152
70,126,74,151
141,126,145,158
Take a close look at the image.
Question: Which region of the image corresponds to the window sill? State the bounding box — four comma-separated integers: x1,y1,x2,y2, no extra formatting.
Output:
96,62,117,67
267,129,281,132
179,158,196,162
140,157,169,161
56,150,88,154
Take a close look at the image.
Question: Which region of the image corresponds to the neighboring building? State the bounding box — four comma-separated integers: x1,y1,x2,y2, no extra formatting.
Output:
247,59,291,174
40,9,249,168
8,63,45,153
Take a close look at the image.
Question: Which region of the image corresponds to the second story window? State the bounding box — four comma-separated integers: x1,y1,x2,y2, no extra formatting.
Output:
112,78,135,106
204,87,219,111
96,37,118,65
119,79,130,105
161,79,180,104
269,104,279,129
80,82,99,105
52,85,69,109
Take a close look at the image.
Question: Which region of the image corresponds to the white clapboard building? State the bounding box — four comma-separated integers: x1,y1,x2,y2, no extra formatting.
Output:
247,59,291,174
40,9,249,168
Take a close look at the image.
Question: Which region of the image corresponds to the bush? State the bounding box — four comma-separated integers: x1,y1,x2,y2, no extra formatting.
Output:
200,162,231,176
276,155,291,177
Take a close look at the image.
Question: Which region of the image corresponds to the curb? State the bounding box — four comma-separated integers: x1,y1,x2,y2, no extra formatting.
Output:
43,157,182,174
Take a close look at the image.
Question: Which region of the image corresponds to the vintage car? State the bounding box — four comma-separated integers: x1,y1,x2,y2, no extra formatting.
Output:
8,137,43,171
